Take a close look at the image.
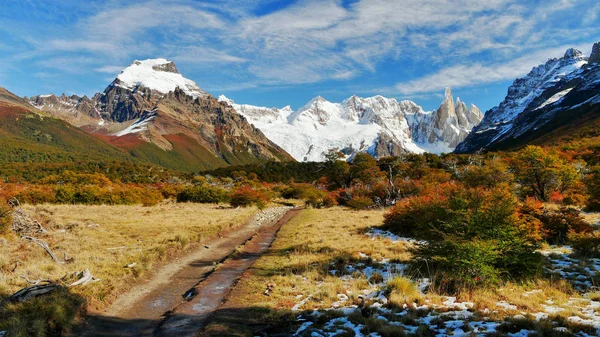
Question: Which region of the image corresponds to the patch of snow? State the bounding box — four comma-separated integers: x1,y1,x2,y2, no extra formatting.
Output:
366,228,426,245
116,59,205,98
114,112,156,136
535,88,573,110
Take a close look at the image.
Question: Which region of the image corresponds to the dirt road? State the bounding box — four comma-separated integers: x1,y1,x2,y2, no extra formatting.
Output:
78,206,298,337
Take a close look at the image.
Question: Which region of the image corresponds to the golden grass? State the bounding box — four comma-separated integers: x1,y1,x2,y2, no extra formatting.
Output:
202,207,411,336
0,202,256,310
203,207,593,336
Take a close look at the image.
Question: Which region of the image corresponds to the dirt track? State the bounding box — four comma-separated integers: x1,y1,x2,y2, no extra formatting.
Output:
77,207,298,337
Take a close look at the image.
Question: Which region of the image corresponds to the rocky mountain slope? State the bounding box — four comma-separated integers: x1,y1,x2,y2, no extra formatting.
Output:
219,88,483,161
456,42,600,153
28,59,292,171
0,88,133,164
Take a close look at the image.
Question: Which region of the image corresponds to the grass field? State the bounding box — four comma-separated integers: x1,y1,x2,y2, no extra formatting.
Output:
202,207,600,337
202,206,409,335
0,202,257,334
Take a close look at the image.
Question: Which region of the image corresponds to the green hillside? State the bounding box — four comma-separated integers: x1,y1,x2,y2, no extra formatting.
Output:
0,102,134,164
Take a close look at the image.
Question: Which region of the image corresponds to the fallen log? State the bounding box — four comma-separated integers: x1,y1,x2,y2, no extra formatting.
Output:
10,199,47,235
20,275,53,285
9,284,59,303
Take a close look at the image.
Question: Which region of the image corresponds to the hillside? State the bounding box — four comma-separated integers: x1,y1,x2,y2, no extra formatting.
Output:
0,88,133,164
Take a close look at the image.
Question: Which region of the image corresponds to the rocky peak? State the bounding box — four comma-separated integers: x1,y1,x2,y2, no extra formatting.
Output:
151,60,179,73
114,58,206,98
433,87,456,130
467,104,483,125
564,48,584,60
455,97,469,128
293,96,336,125
589,42,600,64
217,95,235,106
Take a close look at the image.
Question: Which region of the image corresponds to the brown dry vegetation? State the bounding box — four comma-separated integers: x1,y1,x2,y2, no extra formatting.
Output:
0,202,256,311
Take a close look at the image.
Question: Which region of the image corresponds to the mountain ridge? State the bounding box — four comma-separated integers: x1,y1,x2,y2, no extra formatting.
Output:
457,42,600,153
219,88,483,161
25,59,293,171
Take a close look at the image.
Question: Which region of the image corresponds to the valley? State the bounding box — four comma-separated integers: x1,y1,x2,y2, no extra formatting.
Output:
1,4,600,335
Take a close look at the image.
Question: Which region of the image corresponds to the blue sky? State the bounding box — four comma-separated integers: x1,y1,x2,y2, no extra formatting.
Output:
1,0,599,112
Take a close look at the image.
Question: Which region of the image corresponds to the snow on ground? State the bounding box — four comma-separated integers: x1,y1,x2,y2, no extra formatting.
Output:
365,228,426,245
114,111,157,137
289,238,600,336
535,88,573,110
540,246,600,292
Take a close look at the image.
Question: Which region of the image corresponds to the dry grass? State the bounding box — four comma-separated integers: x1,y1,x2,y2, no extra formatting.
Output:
202,207,411,336
0,202,256,309
202,207,594,337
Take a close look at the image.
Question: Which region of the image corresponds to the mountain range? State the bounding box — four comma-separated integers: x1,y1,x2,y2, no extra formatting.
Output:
457,43,600,152
219,87,482,161
0,41,599,170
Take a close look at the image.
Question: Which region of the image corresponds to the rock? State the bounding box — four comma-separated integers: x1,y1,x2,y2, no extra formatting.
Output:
589,42,600,64
152,61,179,73
455,98,470,129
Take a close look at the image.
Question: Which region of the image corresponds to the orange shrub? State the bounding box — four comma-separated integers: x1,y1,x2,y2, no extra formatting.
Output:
230,186,269,209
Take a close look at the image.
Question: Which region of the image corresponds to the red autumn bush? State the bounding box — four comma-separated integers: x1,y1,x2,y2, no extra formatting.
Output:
230,186,269,209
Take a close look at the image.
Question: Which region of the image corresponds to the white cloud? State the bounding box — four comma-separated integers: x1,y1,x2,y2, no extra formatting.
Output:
171,46,247,64
395,43,594,95
95,65,125,74
7,0,600,95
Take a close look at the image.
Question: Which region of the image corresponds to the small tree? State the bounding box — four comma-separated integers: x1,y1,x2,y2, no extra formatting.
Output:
512,146,578,201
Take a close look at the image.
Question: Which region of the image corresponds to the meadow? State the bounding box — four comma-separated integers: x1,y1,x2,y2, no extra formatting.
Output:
0,203,256,335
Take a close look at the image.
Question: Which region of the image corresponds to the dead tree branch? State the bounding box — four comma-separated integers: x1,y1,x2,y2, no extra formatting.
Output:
22,236,64,264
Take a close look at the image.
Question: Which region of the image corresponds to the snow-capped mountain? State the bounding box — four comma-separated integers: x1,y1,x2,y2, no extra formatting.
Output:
219,88,483,161
114,58,207,98
28,59,292,171
457,43,600,153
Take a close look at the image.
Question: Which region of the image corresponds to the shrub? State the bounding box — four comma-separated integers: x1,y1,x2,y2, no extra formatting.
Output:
515,197,546,243
539,207,591,244
282,183,335,208
0,198,12,235
346,196,375,210
382,183,455,240
462,158,513,189
230,186,269,209
176,185,230,204
388,183,543,291
569,231,600,258
416,239,502,290
586,167,600,211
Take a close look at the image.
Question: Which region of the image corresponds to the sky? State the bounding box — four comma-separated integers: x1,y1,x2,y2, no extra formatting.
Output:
0,0,599,112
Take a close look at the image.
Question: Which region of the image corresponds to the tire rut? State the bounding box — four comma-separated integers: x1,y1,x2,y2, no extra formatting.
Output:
76,207,296,337
154,208,301,337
